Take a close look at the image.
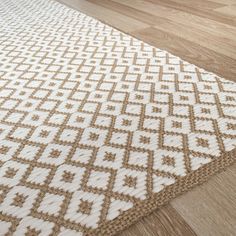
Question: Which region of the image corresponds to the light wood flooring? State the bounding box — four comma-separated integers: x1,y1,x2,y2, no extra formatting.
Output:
57,0,236,235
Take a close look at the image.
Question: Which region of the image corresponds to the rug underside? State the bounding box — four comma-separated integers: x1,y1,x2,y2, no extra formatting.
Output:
0,0,236,235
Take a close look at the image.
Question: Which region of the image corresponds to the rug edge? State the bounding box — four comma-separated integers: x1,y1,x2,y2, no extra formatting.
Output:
90,148,236,236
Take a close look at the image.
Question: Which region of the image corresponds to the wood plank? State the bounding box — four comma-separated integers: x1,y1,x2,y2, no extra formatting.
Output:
210,0,236,4
111,0,236,42
146,0,236,26
153,21,236,59
88,0,159,26
118,205,197,236
161,0,225,10
57,0,149,33
215,4,236,17
211,0,236,5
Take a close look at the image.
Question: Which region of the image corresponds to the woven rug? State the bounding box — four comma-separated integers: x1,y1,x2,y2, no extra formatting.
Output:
0,0,236,235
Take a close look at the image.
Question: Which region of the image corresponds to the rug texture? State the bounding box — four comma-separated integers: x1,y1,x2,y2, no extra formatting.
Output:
0,0,236,235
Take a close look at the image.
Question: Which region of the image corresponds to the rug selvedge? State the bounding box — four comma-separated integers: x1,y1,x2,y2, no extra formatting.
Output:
0,0,235,235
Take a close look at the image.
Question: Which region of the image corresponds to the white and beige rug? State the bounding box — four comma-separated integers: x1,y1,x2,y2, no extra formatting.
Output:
0,0,236,235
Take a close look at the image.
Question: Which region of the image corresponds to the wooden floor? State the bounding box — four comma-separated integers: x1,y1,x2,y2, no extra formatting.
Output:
57,0,236,235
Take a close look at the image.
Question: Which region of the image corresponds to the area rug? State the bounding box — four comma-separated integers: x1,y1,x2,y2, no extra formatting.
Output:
0,0,236,235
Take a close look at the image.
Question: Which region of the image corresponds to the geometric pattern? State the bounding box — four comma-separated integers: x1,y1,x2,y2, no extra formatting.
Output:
0,0,236,235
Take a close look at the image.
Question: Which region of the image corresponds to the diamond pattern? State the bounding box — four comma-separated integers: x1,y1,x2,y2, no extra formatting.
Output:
0,0,236,235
